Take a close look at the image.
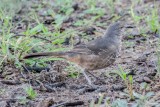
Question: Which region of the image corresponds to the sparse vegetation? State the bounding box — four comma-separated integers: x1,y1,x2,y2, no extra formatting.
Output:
65,64,80,78
146,5,160,34
114,65,134,100
24,86,37,100
105,0,115,14
0,0,160,106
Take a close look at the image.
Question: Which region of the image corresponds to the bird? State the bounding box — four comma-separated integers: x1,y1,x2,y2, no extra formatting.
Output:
23,22,123,86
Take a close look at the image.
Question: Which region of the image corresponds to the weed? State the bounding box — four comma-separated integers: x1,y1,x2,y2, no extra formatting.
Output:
84,7,105,17
124,41,135,48
24,86,37,100
111,99,128,107
54,14,68,28
89,94,105,107
0,14,43,67
130,2,146,35
131,0,142,5
0,88,5,95
17,96,28,105
89,94,128,107
74,19,93,27
84,0,105,18
116,65,127,81
85,0,96,9
104,0,115,14
0,3,39,67
128,75,134,100
0,10,15,65
68,71,79,78
89,92,156,107
0,0,23,18
115,65,134,100
54,0,74,15
146,5,159,34
140,82,148,91
133,91,155,107
23,27,76,67
65,64,80,78
130,5,142,25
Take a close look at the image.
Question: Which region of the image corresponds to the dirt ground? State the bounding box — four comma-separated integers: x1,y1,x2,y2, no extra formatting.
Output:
0,0,160,107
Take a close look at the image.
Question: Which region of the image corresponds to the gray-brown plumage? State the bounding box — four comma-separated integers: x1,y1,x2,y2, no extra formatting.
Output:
24,22,123,86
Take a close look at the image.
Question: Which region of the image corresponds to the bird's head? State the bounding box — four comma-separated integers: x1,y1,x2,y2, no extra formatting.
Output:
105,22,123,38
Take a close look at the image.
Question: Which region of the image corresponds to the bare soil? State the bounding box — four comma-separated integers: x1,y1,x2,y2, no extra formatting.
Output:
0,0,160,107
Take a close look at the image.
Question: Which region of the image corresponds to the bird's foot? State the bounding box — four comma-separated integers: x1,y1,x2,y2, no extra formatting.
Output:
85,70,106,85
88,84,99,89
82,70,105,88
77,84,100,94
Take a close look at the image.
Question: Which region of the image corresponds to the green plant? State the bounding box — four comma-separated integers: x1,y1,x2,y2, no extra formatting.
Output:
128,75,134,100
133,91,155,107
23,23,76,66
84,0,105,18
65,64,80,78
89,95,128,107
24,86,37,100
84,7,105,17
54,14,68,28
131,0,142,5
0,10,17,65
89,94,105,107
0,88,5,95
85,0,96,9
0,22,42,68
54,0,74,15
146,5,160,34
0,0,23,18
111,99,128,107
17,96,28,105
124,41,135,48
130,5,143,25
0,7,44,68
104,0,115,14
116,65,127,81
130,2,145,34
115,65,134,100
74,19,93,27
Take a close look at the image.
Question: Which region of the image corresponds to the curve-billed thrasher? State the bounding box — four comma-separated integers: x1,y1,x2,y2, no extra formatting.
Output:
24,22,123,86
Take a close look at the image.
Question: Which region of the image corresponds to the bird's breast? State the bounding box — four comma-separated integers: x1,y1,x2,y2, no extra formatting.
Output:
77,52,117,71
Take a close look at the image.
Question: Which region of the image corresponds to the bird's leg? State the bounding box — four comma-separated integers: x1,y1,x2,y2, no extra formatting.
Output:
85,70,106,84
82,69,102,89
82,69,92,86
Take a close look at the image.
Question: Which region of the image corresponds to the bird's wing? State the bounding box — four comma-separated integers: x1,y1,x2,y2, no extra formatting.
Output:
70,37,113,55
70,43,94,55
85,37,113,55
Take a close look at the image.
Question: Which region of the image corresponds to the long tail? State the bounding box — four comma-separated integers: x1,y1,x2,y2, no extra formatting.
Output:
23,52,66,59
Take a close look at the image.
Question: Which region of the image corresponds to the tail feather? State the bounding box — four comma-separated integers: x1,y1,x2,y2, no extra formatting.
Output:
23,52,66,59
